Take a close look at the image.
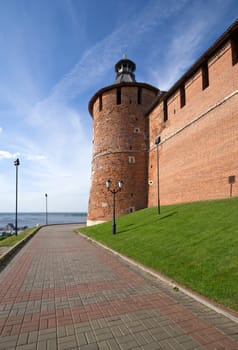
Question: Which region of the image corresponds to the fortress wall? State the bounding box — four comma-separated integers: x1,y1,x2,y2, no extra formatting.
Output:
150,42,235,145
148,39,238,207
88,85,157,223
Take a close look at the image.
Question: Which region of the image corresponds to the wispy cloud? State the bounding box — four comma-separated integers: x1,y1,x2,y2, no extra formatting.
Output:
149,0,235,91
0,150,19,160
155,20,208,90
48,0,190,103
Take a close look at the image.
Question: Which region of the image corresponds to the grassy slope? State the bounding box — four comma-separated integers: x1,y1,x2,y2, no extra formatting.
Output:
0,227,38,247
79,197,238,311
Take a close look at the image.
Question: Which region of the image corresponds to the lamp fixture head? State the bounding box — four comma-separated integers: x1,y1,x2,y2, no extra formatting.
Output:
155,137,161,145
118,180,123,189
106,179,111,190
14,158,20,166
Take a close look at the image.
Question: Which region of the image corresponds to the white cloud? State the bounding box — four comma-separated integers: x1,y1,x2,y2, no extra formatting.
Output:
0,150,20,160
10,99,93,211
25,155,46,161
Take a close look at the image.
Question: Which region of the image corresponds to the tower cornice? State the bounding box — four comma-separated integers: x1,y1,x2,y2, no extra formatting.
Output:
88,81,159,116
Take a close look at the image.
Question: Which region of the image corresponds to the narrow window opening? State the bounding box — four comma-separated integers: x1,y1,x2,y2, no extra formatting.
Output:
99,95,102,111
231,32,238,65
117,87,121,105
180,84,186,108
163,100,168,121
202,62,209,90
128,156,136,164
137,87,142,104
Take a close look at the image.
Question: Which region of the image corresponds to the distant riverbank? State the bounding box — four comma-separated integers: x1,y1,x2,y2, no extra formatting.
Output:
0,212,87,229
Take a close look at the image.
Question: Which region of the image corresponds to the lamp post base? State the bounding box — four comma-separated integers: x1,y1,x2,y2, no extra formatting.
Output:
158,199,161,215
112,223,116,235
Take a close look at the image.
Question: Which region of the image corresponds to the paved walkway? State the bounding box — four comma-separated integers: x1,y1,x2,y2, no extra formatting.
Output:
0,225,237,350
0,247,10,256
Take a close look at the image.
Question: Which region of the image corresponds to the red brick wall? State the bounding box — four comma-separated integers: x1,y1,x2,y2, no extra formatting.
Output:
148,40,238,207
88,84,157,223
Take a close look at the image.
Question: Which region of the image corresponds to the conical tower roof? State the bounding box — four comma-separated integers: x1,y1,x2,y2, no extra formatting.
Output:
114,54,136,83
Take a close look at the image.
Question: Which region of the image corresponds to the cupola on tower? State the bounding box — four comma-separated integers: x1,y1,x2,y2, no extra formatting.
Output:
87,56,159,226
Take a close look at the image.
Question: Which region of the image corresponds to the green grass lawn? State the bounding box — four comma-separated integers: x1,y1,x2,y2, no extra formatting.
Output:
0,227,39,247
79,197,238,311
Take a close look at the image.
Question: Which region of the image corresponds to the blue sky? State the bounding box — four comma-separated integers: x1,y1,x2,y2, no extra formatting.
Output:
0,0,237,212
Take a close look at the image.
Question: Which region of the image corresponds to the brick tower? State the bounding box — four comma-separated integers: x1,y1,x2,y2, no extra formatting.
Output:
87,56,159,225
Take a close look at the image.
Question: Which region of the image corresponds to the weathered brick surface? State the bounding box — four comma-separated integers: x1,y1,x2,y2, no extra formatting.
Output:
88,84,157,222
148,40,238,206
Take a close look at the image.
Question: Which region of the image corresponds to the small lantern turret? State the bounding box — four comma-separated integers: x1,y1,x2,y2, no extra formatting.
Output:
115,54,136,83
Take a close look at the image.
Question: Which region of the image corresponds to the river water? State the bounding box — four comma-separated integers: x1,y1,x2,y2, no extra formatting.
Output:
0,212,87,229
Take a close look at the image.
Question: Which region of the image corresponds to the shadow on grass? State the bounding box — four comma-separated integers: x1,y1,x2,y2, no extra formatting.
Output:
118,224,137,234
118,211,178,234
159,211,178,220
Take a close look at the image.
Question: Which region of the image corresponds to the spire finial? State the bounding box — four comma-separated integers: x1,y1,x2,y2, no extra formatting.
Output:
123,53,127,59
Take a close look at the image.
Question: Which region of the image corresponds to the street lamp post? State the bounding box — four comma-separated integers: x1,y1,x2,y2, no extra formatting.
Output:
106,179,123,234
14,158,20,236
155,137,161,215
45,193,48,225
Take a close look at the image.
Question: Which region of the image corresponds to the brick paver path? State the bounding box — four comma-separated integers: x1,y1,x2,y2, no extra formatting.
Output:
0,225,237,350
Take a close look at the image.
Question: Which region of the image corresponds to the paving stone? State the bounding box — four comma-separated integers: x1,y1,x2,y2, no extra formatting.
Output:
105,338,121,350
97,340,110,350
84,330,97,344
94,329,114,342
119,340,139,350
131,332,149,346
0,335,18,349
37,338,57,350
75,323,92,334
0,225,237,350
38,329,57,341
138,329,156,344
18,332,29,345
118,324,131,336
16,343,37,350
77,332,88,346
57,326,67,338
58,334,78,350
111,326,124,337
79,344,99,350
115,334,137,345
65,325,75,336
